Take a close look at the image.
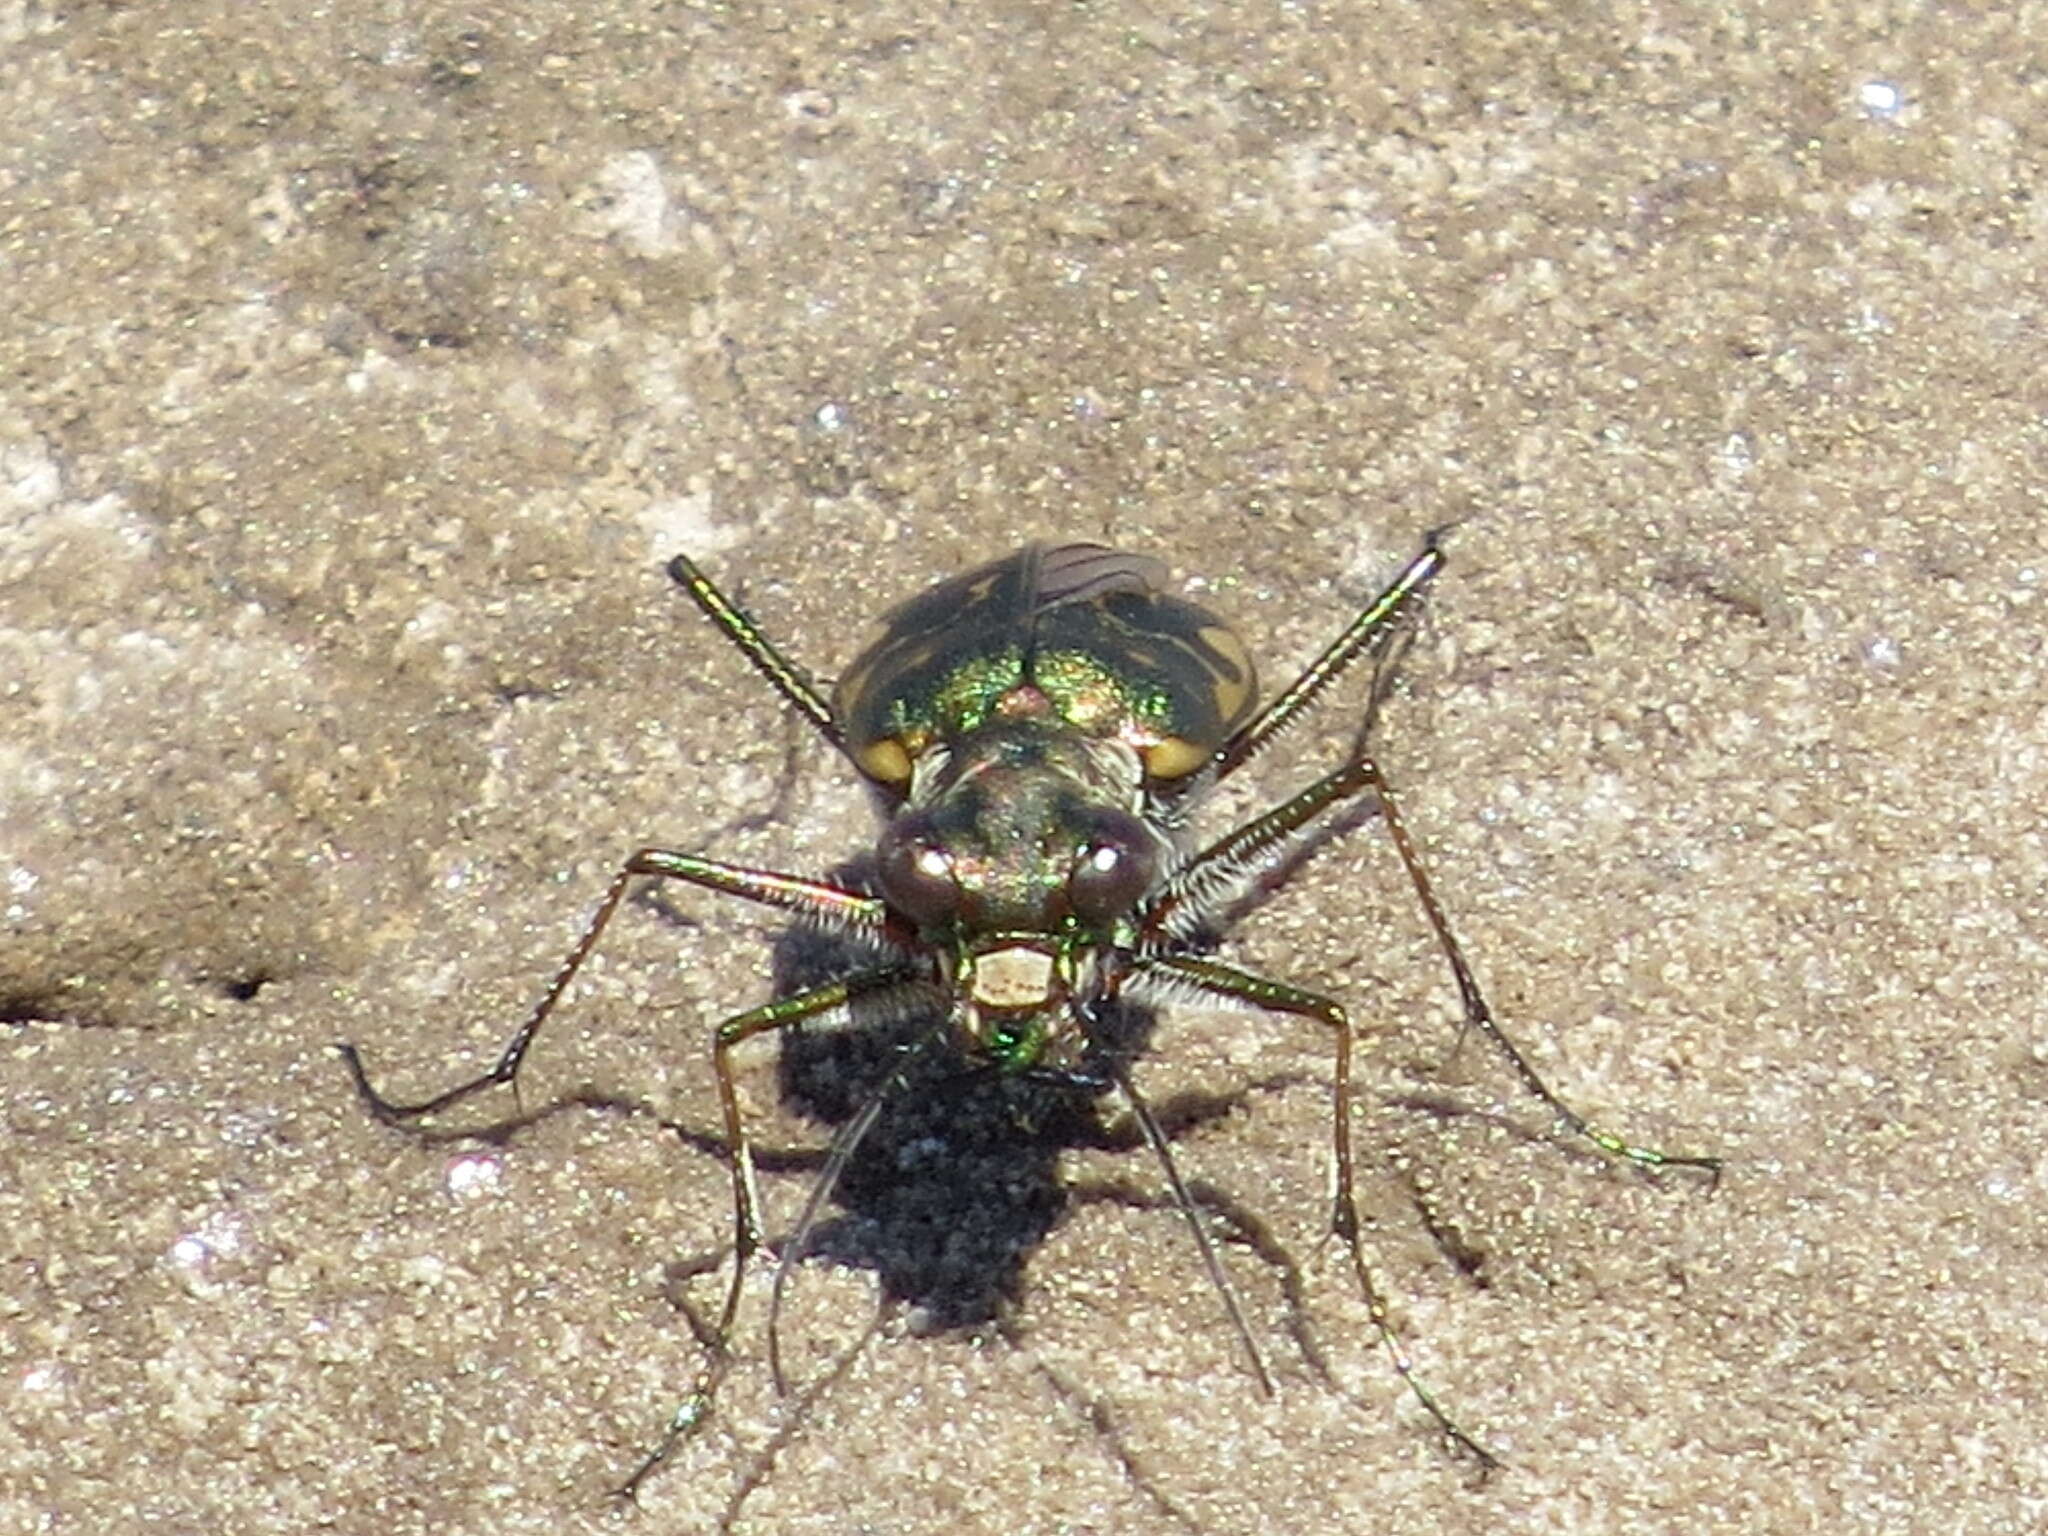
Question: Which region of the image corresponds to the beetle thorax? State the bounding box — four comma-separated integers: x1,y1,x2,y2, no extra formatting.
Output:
889,726,1161,928
874,724,1170,1071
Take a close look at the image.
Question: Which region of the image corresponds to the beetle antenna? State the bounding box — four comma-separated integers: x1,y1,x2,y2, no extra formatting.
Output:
1114,1063,1275,1395
767,1034,937,1395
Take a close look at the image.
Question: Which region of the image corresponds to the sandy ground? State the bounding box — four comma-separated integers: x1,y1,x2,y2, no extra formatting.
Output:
4,2,2045,1533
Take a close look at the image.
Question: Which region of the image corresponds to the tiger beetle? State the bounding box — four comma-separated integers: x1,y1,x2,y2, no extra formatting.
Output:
340,537,1719,1497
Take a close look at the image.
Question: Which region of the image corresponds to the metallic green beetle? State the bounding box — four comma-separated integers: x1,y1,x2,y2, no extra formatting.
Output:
830,544,1264,1073
343,537,1718,1497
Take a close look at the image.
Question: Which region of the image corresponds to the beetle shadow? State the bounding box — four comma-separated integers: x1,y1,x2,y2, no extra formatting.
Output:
758,858,1158,1336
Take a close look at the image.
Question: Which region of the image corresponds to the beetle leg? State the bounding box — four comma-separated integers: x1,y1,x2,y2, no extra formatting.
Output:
1128,953,1496,1466
1357,757,1724,1177
1147,750,1720,1178
615,962,922,1500
668,552,850,763
1141,750,1385,944
338,849,904,1124
1210,539,1442,782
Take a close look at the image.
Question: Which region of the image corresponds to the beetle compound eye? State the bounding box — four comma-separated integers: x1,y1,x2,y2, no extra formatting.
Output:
1067,811,1157,920
877,816,964,928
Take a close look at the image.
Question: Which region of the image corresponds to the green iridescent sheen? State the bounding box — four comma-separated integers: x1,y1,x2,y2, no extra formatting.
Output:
888,645,1025,741
1029,647,1176,737
833,545,1258,789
